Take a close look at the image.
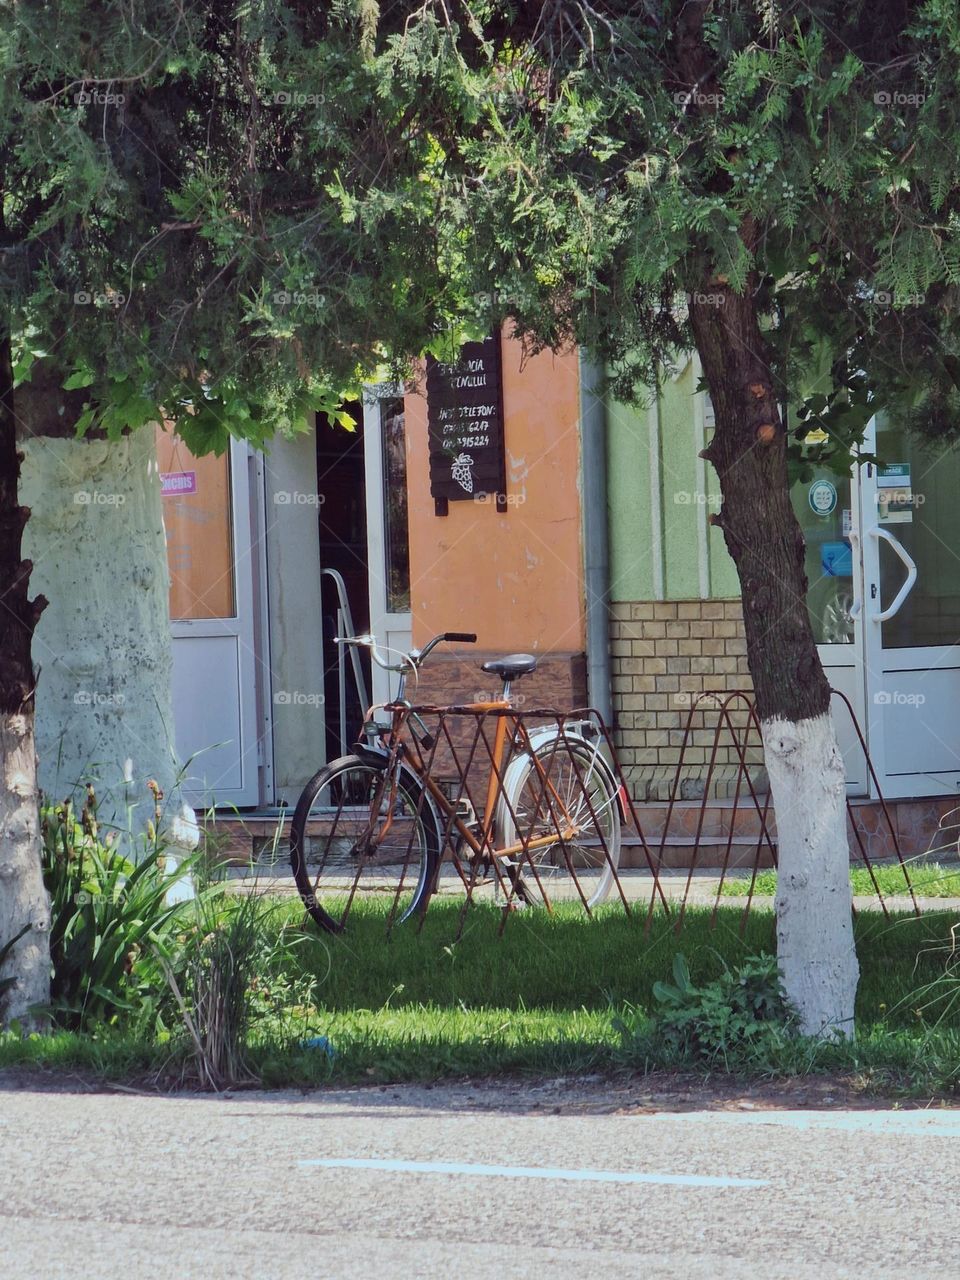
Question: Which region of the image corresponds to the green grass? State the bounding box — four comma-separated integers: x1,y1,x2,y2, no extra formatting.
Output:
277,899,779,1013
718,862,960,899
271,898,959,1029
2,900,959,1091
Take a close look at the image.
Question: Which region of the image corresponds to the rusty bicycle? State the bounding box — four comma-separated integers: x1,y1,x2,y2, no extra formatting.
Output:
289,631,624,933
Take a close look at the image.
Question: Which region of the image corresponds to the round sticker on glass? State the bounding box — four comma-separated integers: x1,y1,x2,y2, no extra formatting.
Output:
808,478,837,517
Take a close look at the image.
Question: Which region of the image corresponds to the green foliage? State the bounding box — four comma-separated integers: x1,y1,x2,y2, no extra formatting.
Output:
720,863,960,900
2,4,476,447
6,2,960,448
4,902,960,1092
789,371,877,482
40,785,198,1031
616,951,798,1069
155,890,317,1088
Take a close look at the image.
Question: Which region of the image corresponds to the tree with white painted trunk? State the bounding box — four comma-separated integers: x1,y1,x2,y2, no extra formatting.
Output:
0,333,49,1025
5,2,960,1034
0,3,541,1020
688,278,860,1037
333,1,960,1034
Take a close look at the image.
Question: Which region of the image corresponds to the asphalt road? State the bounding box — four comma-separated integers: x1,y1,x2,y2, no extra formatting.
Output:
2,1077,958,1279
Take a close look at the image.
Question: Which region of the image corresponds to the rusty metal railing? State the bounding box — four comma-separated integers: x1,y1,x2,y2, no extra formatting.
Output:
292,694,921,936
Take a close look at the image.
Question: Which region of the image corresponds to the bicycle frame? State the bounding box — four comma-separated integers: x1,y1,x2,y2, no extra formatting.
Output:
365,699,598,878
292,630,635,933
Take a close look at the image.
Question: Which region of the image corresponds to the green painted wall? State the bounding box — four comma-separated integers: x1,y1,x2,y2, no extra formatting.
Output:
660,360,700,598
606,396,654,601
607,356,741,601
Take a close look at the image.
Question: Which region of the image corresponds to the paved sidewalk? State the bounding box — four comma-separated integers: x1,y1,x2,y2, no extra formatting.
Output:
228,864,960,912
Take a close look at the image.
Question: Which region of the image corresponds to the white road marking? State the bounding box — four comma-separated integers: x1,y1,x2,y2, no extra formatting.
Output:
673,1110,960,1138
299,1158,768,1187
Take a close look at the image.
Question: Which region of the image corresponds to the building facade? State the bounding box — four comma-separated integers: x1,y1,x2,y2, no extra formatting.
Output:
160,334,587,813
155,335,960,857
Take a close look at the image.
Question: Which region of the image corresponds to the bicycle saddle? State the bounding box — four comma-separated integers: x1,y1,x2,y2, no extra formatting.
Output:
480,653,538,681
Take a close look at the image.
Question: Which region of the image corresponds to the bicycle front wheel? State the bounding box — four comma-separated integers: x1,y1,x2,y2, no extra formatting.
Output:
497,739,621,909
289,754,439,933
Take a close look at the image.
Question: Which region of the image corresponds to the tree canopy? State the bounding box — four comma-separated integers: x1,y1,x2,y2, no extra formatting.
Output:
5,1,960,465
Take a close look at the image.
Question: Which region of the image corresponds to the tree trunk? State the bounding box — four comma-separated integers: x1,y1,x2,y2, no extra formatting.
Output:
19,427,179,820
690,287,859,1038
0,333,50,1026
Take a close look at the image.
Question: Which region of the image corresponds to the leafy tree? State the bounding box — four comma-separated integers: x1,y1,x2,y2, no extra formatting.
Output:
3,0,957,1034
0,0,480,1022
330,0,958,1033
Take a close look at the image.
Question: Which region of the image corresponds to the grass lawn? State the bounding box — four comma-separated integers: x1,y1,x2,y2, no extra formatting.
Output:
265,899,959,1030
2,901,958,1091
718,862,960,899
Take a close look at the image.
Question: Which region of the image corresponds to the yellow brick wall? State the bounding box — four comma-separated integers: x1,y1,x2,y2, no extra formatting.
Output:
610,599,765,800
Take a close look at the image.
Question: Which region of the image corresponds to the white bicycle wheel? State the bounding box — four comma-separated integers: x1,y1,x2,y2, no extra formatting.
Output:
497,737,621,908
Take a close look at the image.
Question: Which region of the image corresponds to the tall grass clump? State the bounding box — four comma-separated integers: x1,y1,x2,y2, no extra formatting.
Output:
156,890,319,1090
40,781,201,1031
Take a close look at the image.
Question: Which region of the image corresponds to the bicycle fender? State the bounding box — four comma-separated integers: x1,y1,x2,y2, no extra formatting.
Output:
493,729,622,836
353,741,391,768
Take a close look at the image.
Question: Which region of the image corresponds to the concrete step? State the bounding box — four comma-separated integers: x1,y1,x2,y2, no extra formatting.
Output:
619,833,777,871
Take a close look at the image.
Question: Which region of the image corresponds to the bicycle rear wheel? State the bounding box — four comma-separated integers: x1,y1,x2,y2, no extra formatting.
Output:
289,754,440,933
497,738,621,909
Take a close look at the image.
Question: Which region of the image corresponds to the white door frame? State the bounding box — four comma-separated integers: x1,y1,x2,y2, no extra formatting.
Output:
816,450,869,795
857,417,960,798
363,386,413,706
250,447,274,803
171,439,262,808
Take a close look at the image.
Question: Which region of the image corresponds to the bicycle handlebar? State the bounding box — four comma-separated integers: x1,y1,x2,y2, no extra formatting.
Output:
335,631,476,674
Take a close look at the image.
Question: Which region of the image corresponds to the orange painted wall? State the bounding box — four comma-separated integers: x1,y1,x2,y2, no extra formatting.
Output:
405,338,585,653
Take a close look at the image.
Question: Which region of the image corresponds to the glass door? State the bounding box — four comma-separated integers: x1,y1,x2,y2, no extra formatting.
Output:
159,427,262,807
860,416,960,797
792,456,868,793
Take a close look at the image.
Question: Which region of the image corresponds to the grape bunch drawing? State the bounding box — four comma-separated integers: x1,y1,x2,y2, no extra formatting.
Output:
451,452,475,493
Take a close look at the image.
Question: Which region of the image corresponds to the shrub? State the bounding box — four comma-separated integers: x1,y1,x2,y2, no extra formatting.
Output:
155,890,319,1090
615,952,798,1070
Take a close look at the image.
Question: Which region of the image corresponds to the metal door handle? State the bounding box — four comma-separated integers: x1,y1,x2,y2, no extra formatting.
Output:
868,527,918,622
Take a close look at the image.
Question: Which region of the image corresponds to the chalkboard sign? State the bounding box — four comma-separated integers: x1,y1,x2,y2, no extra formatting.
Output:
426,336,506,515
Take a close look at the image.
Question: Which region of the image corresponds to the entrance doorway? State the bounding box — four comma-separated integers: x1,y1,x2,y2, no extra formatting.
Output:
160,429,263,807
794,419,960,798
315,389,413,750
316,403,371,760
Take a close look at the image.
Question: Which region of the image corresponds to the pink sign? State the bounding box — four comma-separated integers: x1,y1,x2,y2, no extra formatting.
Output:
161,470,197,497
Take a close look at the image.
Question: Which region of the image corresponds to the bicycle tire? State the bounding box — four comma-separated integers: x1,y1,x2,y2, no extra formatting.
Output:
289,754,440,933
496,737,621,909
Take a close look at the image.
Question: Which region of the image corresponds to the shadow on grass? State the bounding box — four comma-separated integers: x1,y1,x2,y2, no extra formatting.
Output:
278,898,960,1029
3,901,958,1095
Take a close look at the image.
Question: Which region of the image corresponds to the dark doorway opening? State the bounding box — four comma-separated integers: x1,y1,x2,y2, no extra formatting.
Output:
316,402,371,761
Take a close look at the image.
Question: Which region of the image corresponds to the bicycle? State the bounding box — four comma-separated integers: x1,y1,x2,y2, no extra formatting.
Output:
289,631,623,933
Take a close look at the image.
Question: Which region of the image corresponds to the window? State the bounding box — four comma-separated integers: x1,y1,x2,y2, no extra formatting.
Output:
380,398,410,613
